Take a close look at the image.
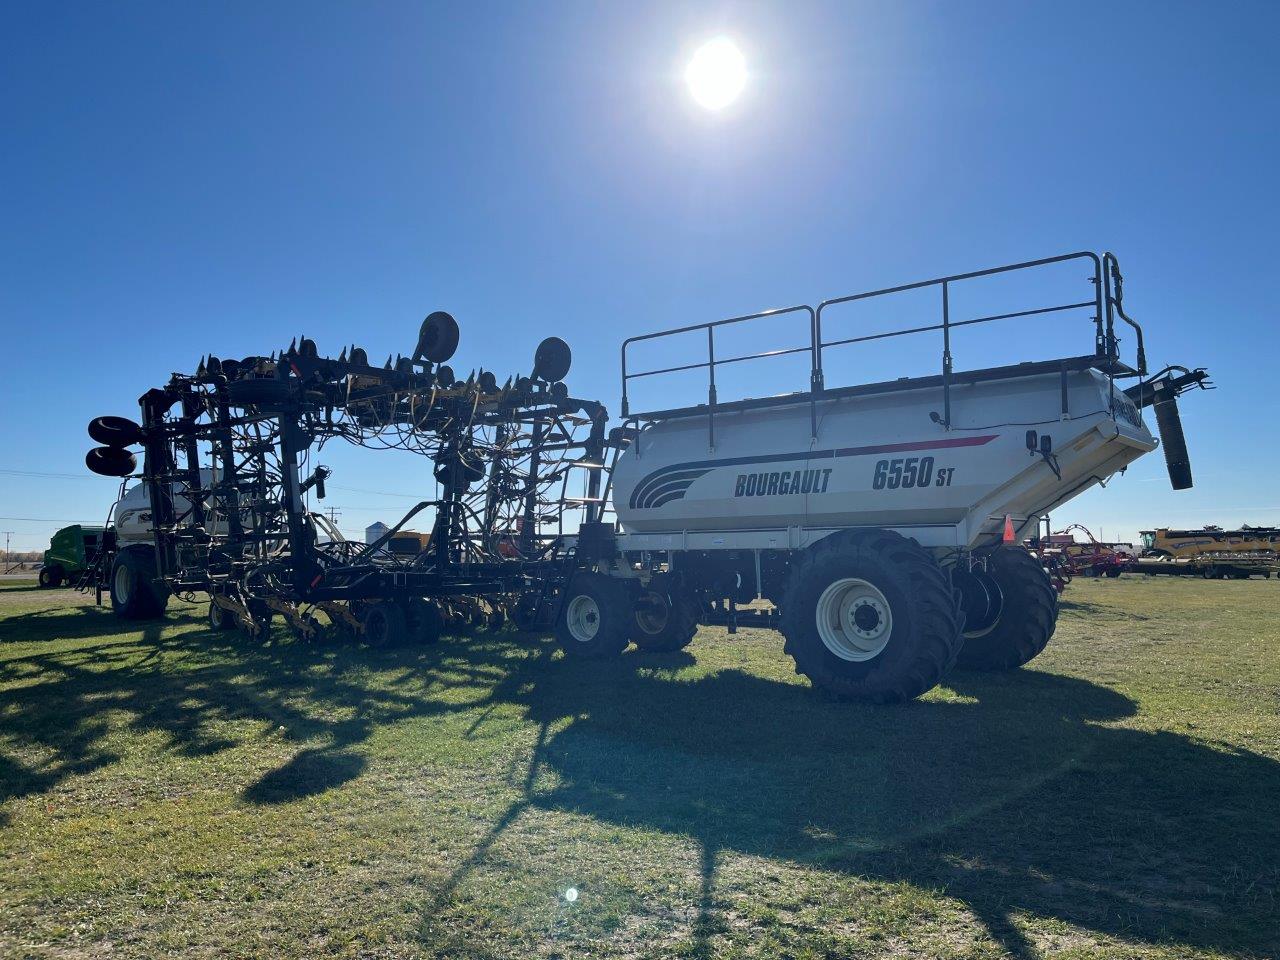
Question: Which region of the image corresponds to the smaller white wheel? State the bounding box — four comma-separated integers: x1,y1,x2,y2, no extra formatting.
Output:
555,575,630,659
565,594,602,643
815,577,893,662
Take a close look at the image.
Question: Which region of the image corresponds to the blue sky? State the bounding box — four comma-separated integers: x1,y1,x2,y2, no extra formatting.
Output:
2,1,1276,551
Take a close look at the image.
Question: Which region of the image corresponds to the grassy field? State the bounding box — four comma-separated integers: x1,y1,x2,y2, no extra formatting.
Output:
0,576,1277,959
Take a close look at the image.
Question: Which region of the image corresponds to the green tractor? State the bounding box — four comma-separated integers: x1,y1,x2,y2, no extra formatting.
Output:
38,524,109,588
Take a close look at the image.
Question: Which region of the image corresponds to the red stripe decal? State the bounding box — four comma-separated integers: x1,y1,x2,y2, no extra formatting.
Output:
831,434,998,458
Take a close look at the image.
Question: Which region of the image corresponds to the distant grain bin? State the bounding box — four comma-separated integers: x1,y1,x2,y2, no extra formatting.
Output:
365,522,390,545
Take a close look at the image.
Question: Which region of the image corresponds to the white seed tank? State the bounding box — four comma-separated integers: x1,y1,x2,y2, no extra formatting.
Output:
611,367,1155,552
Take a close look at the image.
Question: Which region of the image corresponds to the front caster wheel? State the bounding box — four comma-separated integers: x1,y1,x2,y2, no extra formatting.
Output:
555,574,631,659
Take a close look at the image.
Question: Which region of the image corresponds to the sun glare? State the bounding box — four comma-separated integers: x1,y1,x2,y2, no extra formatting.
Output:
685,37,747,110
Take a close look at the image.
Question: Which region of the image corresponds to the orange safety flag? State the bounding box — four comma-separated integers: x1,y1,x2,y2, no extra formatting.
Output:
1003,515,1016,542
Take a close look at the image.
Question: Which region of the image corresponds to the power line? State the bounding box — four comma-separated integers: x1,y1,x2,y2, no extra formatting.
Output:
0,469,94,480
0,516,103,523
329,483,426,499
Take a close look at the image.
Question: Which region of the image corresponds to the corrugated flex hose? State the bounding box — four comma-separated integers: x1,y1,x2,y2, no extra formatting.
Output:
1152,385,1193,490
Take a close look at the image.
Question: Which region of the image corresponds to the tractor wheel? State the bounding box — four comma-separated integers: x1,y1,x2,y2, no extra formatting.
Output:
629,583,699,652
1105,566,1123,578
360,602,408,648
38,565,65,589
109,547,169,620
779,530,962,703
956,546,1058,671
208,598,236,631
555,574,632,659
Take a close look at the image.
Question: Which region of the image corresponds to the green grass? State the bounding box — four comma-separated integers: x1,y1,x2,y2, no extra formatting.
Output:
1,575,1277,959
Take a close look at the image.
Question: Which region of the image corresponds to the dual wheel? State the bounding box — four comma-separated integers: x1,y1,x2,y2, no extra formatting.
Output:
780,535,1058,702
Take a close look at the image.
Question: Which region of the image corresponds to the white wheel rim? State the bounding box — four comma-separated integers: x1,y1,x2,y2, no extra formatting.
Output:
815,577,893,661
566,594,602,643
114,565,132,600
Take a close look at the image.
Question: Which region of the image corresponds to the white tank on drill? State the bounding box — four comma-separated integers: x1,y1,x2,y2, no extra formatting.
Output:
611,367,1155,551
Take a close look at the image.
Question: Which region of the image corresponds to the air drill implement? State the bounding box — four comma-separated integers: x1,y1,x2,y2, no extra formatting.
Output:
86,251,1209,701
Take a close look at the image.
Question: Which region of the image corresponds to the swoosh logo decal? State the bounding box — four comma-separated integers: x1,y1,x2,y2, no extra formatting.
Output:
628,434,998,509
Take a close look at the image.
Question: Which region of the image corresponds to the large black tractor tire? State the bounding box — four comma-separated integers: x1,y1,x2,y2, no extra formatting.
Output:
629,580,699,652
956,545,1058,671
109,547,170,620
360,602,409,648
779,530,963,704
38,565,65,589
555,574,632,660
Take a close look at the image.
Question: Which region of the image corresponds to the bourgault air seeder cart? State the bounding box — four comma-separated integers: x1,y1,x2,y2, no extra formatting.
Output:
85,252,1208,702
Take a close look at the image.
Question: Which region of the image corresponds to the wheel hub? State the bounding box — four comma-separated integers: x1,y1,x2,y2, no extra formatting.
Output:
566,594,601,643
815,577,894,662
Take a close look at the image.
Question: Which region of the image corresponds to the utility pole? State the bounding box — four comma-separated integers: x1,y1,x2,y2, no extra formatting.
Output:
324,506,341,525
2,531,13,573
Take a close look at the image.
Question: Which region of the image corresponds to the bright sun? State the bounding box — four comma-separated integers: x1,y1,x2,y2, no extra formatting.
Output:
685,37,746,110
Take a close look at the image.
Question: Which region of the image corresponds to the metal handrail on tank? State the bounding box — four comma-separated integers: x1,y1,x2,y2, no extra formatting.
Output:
815,251,1109,429
620,252,1142,443
621,304,818,446
1102,252,1147,376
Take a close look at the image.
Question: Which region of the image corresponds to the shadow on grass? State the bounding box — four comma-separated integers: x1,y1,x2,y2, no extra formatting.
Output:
0,603,485,821
434,645,1280,959
1,600,1276,958
243,748,367,804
